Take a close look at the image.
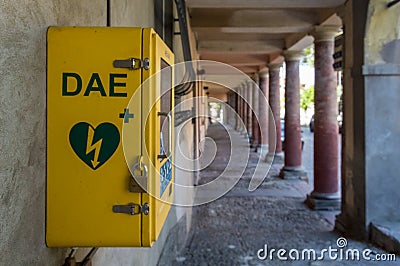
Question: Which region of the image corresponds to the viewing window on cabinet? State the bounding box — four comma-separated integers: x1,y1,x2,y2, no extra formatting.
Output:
159,59,172,160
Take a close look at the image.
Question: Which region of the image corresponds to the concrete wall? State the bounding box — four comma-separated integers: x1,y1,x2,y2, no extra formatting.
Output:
0,1,106,265
365,0,400,65
364,65,400,223
0,0,197,265
363,0,400,225
110,0,155,27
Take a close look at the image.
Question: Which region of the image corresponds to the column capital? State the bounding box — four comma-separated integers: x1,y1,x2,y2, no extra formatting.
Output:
258,69,269,78
268,63,283,71
283,50,304,61
252,73,259,82
313,25,341,42
246,79,254,87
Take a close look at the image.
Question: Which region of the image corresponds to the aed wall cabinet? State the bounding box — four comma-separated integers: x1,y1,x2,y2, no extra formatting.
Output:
46,27,174,247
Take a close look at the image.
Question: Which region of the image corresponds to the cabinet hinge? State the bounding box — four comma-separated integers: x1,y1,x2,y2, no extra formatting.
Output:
113,58,150,70
112,203,149,215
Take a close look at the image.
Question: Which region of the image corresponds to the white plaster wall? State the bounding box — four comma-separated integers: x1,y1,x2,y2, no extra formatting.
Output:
110,0,155,27
0,0,197,265
171,86,195,225
365,0,400,64
364,0,400,225
0,1,106,265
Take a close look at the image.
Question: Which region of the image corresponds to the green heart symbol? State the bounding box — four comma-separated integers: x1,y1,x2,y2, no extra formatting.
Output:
69,122,120,170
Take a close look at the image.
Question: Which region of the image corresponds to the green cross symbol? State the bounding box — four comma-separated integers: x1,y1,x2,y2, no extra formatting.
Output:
119,108,134,123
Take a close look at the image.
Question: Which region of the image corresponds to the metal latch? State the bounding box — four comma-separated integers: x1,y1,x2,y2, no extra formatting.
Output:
112,203,149,215
129,162,148,193
113,58,150,70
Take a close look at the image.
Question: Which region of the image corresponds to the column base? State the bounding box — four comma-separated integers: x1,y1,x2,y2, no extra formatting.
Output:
253,143,260,153
265,152,284,164
259,144,269,158
250,140,258,150
279,166,308,181
305,192,341,211
334,214,347,234
334,212,369,240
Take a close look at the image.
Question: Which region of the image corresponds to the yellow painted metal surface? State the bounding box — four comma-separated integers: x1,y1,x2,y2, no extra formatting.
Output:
47,27,174,247
141,29,175,246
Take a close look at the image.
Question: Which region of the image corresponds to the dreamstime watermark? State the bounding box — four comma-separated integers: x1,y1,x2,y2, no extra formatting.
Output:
257,237,396,262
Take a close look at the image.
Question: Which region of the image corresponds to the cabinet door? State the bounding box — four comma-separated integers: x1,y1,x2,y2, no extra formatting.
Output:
47,27,143,247
141,29,175,246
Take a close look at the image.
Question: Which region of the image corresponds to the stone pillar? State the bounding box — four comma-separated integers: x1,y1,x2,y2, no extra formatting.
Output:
251,74,260,151
229,92,237,128
242,82,249,138
306,26,341,210
234,89,237,129
226,92,231,127
246,81,253,140
236,86,243,131
258,70,269,158
242,83,249,137
280,51,307,179
233,92,238,128
267,63,283,161
256,76,262,152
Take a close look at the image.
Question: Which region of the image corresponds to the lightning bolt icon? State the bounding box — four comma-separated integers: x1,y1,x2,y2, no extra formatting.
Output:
86,127,103,169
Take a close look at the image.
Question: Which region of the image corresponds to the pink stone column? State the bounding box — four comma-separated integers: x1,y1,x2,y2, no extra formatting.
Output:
236,86,243,131
241,84,248,135
267,63,283,160
251,74,260,150
246,81,253,140
235,87,239,130
256,76,262,151
306,26,340,210
280,51,307,179
258,70,269,158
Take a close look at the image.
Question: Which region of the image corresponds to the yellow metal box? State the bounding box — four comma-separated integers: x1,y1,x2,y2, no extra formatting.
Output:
46,27,174,247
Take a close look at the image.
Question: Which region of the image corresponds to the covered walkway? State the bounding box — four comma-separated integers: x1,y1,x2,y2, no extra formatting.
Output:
159,123,387,265
1,1,400,265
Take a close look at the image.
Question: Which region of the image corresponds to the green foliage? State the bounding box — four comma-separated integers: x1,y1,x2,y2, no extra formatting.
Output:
300,86,314,111
302,46,314,67
209,102,221,110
